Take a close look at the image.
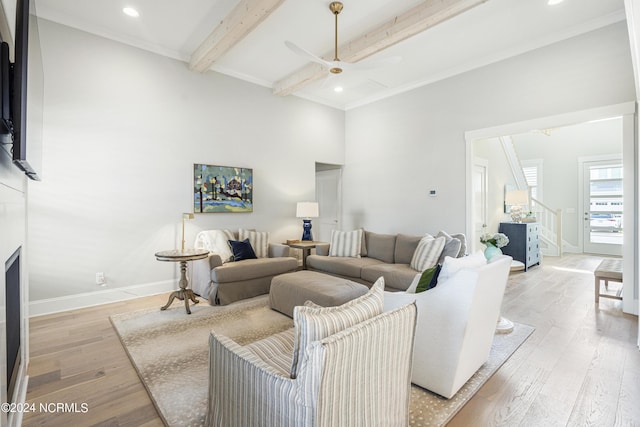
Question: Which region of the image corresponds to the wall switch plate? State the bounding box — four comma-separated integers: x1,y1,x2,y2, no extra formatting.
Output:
96,272,105,285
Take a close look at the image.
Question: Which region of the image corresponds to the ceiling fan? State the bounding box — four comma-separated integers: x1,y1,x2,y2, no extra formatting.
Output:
285,2,401,81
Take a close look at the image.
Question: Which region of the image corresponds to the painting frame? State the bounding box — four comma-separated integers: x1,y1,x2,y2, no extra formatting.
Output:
193,164,253,213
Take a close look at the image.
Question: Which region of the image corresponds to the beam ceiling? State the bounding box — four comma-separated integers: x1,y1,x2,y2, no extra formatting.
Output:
272,0,488,96
189,0,286,73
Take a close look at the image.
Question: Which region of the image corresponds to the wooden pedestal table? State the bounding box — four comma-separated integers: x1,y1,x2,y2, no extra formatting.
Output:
155,248,209,314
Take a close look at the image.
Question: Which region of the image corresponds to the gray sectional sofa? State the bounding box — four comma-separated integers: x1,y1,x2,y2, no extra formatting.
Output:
306,231,465,291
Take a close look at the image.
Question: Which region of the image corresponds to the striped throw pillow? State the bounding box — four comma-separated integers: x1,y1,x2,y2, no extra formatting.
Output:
329,229,363,258
410,235,446,272
290,277,384,378
239,229,269,258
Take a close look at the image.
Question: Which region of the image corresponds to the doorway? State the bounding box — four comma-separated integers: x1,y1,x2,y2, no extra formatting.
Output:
315,164,342,243
472,158,488,253
464,102,637,316
582,158,623,256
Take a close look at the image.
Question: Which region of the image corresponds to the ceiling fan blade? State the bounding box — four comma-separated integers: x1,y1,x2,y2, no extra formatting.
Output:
350,55,402,71
285,41,331,67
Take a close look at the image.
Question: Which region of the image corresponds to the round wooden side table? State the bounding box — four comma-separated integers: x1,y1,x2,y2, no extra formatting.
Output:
155,248,209,314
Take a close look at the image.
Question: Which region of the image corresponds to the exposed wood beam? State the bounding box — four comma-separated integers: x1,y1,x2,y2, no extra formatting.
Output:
189,0,285,73
273,0,488,96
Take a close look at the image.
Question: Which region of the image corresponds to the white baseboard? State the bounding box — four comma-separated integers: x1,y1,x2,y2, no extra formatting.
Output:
29,280,176,317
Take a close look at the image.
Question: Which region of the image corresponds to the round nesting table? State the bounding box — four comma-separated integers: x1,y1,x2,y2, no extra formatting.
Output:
155,248,209,314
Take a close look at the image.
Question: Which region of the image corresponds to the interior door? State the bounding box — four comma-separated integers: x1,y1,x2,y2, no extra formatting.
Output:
315,168,341,242
582,159,623,256
472,159,488,253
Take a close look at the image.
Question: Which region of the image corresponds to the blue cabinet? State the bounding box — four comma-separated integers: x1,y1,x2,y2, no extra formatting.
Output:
499,222,541,271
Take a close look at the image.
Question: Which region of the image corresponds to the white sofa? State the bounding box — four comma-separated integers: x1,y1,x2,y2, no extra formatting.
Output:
384,254,512,398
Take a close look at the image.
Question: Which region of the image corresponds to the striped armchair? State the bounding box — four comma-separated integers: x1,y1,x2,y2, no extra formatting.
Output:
205,301,417,427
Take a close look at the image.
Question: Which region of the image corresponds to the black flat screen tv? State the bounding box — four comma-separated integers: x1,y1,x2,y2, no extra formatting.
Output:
0,0,42,181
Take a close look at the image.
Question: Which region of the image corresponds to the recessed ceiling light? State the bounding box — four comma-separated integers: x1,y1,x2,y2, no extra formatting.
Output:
123,7,140,17
547,0,564,5
334,86,343,93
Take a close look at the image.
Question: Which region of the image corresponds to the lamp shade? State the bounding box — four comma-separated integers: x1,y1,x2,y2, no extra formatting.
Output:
505,190,528,206
296,202,319,218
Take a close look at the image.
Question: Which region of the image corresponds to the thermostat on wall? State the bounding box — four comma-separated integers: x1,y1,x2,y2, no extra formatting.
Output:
429,190,437,197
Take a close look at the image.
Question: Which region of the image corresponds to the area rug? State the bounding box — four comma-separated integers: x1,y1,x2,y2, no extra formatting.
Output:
111,295,534,427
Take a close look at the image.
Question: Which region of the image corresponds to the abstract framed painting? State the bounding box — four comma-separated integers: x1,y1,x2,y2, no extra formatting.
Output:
193,164,253,213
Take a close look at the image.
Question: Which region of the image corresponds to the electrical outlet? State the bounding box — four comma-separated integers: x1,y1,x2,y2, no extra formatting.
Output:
96,272,106,286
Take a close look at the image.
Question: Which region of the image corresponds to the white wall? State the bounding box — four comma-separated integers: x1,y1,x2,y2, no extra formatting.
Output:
28,20,345,302
343,23,635,238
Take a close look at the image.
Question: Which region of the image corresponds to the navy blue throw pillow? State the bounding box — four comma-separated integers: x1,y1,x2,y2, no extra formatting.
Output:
229,239,257,261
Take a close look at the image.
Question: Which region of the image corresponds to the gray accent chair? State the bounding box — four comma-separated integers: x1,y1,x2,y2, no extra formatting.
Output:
192,236,297,305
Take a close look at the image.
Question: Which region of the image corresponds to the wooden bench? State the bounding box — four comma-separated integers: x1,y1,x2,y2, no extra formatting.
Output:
594,258,623,304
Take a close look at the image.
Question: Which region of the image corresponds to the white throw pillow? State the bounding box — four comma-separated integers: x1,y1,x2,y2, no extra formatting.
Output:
290,277,384,378
239,229,269,258
438,250,486,282
194,230,235,263
329,229,363,258
410,235,446,272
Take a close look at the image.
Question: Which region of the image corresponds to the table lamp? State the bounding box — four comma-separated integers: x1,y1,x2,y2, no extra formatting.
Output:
505,190,528,222
296,202,319,241
181,212,195,250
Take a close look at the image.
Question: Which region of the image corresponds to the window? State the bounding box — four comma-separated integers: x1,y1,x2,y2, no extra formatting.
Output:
521,159,543,203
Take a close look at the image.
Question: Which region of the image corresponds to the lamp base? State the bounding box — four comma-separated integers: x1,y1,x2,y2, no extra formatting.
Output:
301,219,313,241
510,205,524,222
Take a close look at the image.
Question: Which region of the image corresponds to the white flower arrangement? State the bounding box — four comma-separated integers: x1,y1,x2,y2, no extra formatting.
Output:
480,232,509,248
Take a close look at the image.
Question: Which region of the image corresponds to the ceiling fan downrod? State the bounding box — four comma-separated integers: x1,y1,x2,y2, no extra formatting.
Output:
329,2,343,74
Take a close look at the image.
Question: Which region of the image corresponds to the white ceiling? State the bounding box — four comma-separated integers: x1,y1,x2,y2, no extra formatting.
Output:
33,0,626,110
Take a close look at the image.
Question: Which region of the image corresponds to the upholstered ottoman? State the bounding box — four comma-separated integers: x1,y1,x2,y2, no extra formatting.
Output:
269,270,369,317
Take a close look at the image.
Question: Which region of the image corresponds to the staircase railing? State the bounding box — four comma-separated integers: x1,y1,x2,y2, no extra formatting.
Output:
531,197,563,256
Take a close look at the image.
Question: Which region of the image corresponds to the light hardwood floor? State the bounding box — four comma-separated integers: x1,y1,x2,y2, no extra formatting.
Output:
22,254,639,427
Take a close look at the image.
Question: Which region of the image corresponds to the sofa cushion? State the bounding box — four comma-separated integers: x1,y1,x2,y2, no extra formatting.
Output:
436,232,462,263
361,263,417,291
239,229,269,258
211,257,298,283
415,264,442,293
229,239,257,261
394,234,422,264
359,228,368,257
307,254,383,279
329,229,363,258
437,230,466,258
410,236,446,272
290,277,384,378
439,251,486,283
365,232,397,263
244,328,295,377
